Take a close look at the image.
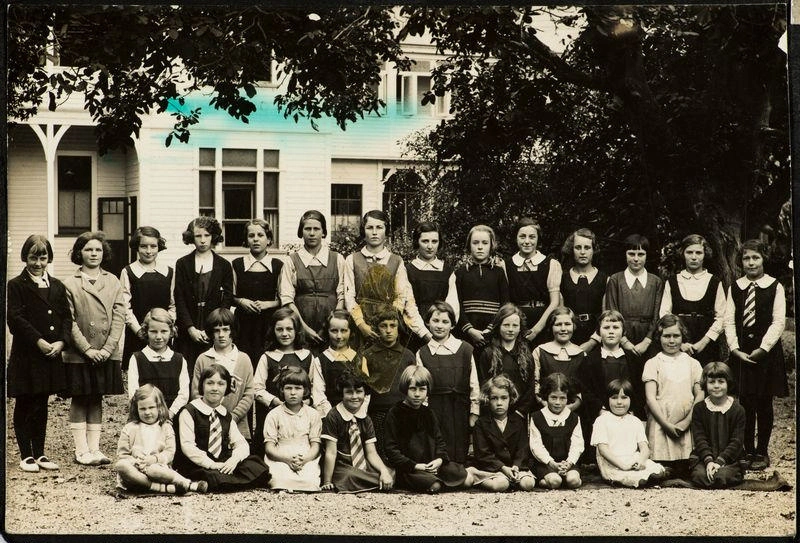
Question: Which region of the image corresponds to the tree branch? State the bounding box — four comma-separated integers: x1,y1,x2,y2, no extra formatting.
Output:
524,32,607,91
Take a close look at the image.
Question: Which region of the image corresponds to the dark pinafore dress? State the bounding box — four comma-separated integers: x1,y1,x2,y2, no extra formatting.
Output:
121,265,173,371
505,255,555,345
292,251,339,337
560,270,608,345
668,274,721,366
406,262,452,323
352,252,402,348
232,257,282,370
418,341,474,463
318,350,360,410
530,409,580,478
132,351,184,406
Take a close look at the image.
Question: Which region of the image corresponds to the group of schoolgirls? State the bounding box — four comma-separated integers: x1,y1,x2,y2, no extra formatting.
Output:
7,208,787,495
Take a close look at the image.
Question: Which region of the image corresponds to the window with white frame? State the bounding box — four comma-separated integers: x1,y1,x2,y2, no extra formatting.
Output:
331,184,362,229
395,60,450,117
57,155,92,234
198,148,279,248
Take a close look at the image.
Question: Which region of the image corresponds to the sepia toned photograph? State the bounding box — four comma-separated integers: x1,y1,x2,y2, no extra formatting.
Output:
4,3,796,538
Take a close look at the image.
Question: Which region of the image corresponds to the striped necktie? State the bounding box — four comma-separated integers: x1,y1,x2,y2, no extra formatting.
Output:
349,420,367,470
523,259,535,271
743,282,757,328
208,410,222,459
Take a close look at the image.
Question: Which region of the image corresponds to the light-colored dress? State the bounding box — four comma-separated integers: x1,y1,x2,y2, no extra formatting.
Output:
263,403,322,491
642,352,702,461
591,410,665,487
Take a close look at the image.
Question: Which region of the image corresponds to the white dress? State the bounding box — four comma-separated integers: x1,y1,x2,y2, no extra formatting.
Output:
263,404,322,491
641,352,703,461
591,410,665,487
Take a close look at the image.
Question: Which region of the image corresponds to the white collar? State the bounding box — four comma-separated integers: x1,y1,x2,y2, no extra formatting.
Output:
190,398,228,416
655,351,690,364
335,402,368,421
569,267,598,282
278,403,308,416
410,257,444,271
360,246,390,261
243,252,273,273
511,251,545,267
426,335,462,354
540,406,572,423
539,341,584,357
600,346,625,359
735,274,776,289
141,345,174,360
624,268,648,289
679,269,708,280
27,269,50,287
129,260,170,278
202,345,240,362
266,349,311,361
704,396,733,413
297,245,330,267
322,347,357,361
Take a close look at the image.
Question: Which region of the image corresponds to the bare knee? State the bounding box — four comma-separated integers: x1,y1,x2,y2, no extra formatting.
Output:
540,473,562,489
482,475,510,492
564,470,582,489
518,474,536,491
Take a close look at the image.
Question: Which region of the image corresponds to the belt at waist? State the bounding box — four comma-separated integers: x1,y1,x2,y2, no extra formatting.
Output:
626,316,652,323
575,313,595,322
676,312,710,319
297,292,336,298
517,301,547,308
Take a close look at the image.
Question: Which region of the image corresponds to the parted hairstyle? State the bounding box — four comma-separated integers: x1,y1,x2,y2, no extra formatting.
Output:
623,234,649,252
561,228,599,260
465,224,498,255
701,361,736,395
398,365,433,395
128,384,171,424
336,370,368,394
277,366,312,400
182,216,223,245
297,210,328,238
21,234,53,262
680,234,712,261
653,313,689,345
514,217,542,245
412,221,441,249
738,238,769,264
197,363,232,396
142,307,176,338
321,308,354,345
70,231,113,265
547,305,577,329
204,307,236,341
480,374,519,405
244,219,273,247
539,372,576,402
359,209,390,240
129,226,167,251
606,379,634,402
486,303,533,383
424,300,457,327
265,307,307,351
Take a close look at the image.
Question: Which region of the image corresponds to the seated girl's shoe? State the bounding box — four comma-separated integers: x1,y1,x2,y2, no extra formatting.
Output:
91,450,112,465
749,454,770,471
35,456,59,470
19,457,40,472
75,451,100,466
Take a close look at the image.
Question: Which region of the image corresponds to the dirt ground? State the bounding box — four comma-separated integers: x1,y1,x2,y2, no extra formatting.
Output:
4,329,797,538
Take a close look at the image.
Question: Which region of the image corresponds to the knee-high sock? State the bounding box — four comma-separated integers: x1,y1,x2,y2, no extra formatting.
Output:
86,423,102,452
70,422,89,455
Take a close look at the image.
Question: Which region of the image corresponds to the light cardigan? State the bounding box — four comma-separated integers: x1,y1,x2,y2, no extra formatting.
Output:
116,420,176,465
190,346,254,438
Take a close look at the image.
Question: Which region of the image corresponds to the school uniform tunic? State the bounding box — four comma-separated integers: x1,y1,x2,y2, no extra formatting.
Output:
6,270,70,396
321,403,382,492
561,268,608,345
533,342,586,397
582,346,645,421
529,407,584,478
405,257,459,323
119,261,174,371
232,254,282,369
416,336,480,463
191,346,254,438
505,252,562,340
477,343,536,416
454,260,510,340
310,347,362,417
127,346,189,416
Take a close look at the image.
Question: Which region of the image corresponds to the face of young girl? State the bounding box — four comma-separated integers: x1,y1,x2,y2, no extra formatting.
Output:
363,217,387,250
470,231,491,263
516,226,538,257
741,249,765,280
706,376,728,401
81,239,104,269
573,235,594,267
552,314,575,345
683,243,705,273
213,325,232,351
137,235,159,266
608,390,631,417
147,320,171,353
274,318,296,349
499,314,521,343
546,390,568,415
246,225,269,258
488,386,510,419
327,317,351,350
202,373,227,407
377,319,399,346
193,226,212,253
427,310,453,342
341,386,366,414
598,319,622,348
417,231,440,261
26,252,49,277
625,248,646,273
660,324,683,355
137,396,160,425
404,380,428,409
282,383,305,408
302,219,324,251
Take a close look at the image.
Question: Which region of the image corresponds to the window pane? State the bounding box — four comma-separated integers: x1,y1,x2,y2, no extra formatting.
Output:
402,76,413,110
222,149,257,168
74,191,91,227
263,150,279,169
58,156,91,191
417,75,431,108
222,171,257,185
199,148,216,167
199,171,215,208
57,192,75,228
223,186,254,220
263,172,279,207
224,222,247,248
262,210,279,242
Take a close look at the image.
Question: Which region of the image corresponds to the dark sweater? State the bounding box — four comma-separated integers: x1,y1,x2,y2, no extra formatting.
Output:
690,398,746,465
384,401,449,473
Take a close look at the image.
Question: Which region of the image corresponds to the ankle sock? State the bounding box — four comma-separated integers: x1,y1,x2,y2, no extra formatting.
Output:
70,422,89,455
